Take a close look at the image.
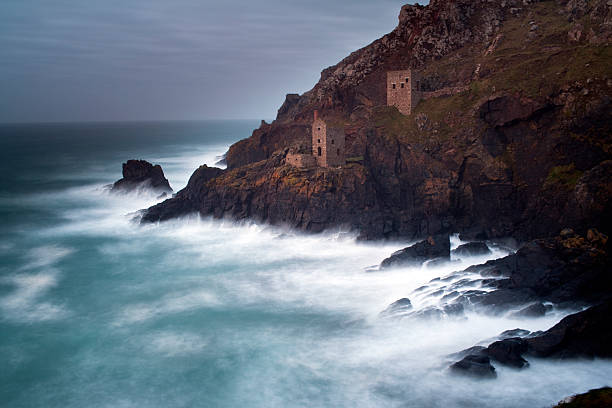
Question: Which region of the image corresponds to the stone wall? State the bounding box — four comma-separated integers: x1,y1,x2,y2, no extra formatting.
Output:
286,153,316,168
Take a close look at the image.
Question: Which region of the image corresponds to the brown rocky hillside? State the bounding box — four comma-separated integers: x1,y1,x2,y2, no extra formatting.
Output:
143,0,612,242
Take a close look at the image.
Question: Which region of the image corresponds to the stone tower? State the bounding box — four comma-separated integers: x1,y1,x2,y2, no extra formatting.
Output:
312,110,345,168
387,70,421,115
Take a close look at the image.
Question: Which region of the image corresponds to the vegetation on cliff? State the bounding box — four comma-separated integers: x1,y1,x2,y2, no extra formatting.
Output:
144,0,612,242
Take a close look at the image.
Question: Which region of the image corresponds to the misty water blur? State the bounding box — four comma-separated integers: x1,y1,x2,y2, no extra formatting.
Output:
1,121,611,407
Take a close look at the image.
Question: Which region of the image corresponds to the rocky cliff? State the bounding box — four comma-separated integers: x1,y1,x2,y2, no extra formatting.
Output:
143,0,612,241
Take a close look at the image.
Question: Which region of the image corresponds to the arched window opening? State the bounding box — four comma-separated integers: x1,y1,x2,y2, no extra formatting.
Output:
317,147,322,156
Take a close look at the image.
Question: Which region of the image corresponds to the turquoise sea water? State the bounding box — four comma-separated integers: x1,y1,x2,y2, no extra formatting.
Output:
1,121,611,408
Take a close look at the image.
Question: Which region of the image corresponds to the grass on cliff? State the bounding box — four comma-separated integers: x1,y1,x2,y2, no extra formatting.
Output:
544,164,584,190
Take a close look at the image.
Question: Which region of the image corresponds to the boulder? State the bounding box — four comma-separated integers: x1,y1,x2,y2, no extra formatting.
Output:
111,160,172,193
526,300,612,358
380,235,450,268
452,242,491,257
510,302,548,318
380,298,413,317
485,338,529,368
450,354,496,378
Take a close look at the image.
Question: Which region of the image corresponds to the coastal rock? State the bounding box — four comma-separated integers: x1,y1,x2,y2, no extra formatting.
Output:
380,298,413,318
485,338,529,368
142,0,612,243
510,302,548,318
450,354,496,378
111,160,172,193
380,235,450,268
452,242,491,257
526,300,612,359
450,300,612,376
142,164,224,222
456,230,611,310
554,387,612,408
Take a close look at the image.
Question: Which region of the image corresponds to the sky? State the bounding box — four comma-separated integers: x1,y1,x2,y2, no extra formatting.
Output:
0,0,423,123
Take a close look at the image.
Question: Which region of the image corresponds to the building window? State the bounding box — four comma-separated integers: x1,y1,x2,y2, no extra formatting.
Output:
317,147,322,156
392,83,396,89
317,127,321,131
406,78,409,83
331,139,334,144
337,148,340,156
317,139,320,143
401,83,405,88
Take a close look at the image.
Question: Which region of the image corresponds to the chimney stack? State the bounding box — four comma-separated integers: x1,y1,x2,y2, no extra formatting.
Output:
314,110,319,121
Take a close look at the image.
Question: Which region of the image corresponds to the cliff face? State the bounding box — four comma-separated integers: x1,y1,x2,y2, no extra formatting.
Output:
144,0,612,241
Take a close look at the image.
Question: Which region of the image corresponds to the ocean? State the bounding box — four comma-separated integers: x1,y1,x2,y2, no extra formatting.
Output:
1,121,610,407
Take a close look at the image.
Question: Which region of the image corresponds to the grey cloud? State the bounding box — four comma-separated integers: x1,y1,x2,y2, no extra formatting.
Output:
0,0,424,122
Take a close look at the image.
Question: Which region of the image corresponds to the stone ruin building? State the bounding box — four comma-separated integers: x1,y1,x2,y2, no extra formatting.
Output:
286,110,345,168
387,69,421,115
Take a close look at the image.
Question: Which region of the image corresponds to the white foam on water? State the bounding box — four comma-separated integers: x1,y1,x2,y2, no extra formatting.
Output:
142,331,208,357
0,268,68,322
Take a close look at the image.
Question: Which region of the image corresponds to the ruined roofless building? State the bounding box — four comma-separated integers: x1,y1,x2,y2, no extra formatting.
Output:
387,70,421,115
312,110,345,167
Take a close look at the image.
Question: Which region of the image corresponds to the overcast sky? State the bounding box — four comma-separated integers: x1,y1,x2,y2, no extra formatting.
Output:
0,0,423,123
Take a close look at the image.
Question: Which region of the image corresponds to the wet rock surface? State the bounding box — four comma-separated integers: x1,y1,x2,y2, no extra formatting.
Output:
450,299,612,377
380,235,450,268
450,354,497,378
111,160,172,193
452,242,491,257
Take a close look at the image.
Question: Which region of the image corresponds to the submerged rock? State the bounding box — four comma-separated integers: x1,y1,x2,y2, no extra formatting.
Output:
450,300,612,378
380,298,413,317
380,235,450,268
526,300,612,359
111,160,172,193
450,354,496,378
510,302,548,318
452,242,491,257
485,338,529,368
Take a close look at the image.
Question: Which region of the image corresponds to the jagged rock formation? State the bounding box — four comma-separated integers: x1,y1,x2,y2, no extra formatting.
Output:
143,0,612,243
111,160,172,194
380,234,450,268
450,299,612,376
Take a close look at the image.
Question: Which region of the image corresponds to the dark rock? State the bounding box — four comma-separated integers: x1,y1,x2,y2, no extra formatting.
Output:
380,298,413,317
141,164,224,222
450,354,496,378
380,235,450,268
448,346,487,360
443,303,465,316
452,242,491,257
553,387,612,408
526,300,612,359
462,231,611,310
499,328,531,339
111,160,172,193
511,302,547,318
485,338,529,368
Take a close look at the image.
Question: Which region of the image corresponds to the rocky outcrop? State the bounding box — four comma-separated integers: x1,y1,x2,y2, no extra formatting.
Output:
554,387,612,408
142,164,223,222
453,229,611,310
380,235,450,268
142,0,612,243
450,299,612,377
452,242,491,256
450,354,497,378
111,160,172,194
